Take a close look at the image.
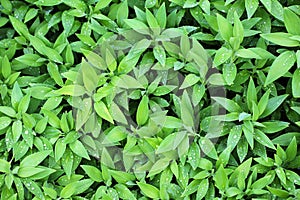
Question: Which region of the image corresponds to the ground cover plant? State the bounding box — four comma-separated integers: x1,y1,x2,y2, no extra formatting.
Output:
0,0,300,199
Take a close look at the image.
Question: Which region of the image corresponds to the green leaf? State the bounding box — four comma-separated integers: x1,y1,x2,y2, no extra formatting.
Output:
136,95,149,126
283,8,300,35
80,165,102,182
124,19,150,35
254,129,276,149
0,106,16,118
292,68,300,98
180,74,200,89
261,32,299,47
212,97,242,113
153,45,166,66
285,137,297,162
216,14,232,42
20,150,51,167
69,140,90,160
214,47,232,67
181,90,194,128
260,94,288,118
103,126,127,144
55,138,66,162
0,116,12,130
2,55,11,79
245,0,258,18
60,179,94,198
94,101,114,124
265,51,296,86
81,60,99,93
0,159,10,173
137,182,160,199
9,16,30,39
156,3,166,28
53,85,86,96
214,164,228,191
199,137,218,159
15,54,44,67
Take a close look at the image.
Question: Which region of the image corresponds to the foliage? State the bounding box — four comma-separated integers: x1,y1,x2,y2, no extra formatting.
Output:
0,0,299,199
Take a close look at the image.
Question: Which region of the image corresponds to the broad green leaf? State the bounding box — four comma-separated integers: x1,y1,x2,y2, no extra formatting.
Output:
136,95,149,126
55,138,66,162
216,14,232,42
214,164,228,191
137,182,160,199
102,126,127,144
124,19,150,35
212,97,242,113
20,150,51,167
60,179,94,198
0,106,16,118
261,32,300,47
0,116,12,130
292,68,300,98
69,140,90,160
283,8,300,35
53,85,86,96
254,129,276,149
245,0,258,18
265,51,296,86
80,165,102,182
214,47,232,67
0,159,10,173
260,94,288,118
199,137,218,159
81,61,99,93
180,74,200,89
2,55,11,79
156,3,166,28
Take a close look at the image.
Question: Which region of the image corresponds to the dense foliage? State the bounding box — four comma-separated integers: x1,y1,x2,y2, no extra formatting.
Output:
0,0,300,199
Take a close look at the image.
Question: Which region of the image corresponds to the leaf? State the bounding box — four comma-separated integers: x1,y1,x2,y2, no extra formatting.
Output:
9,16,30,39
102,126,127,144
136,95,149,126
81,61,99,93
69,140,90,160
245,0,259,18
223,63,237,85
15,54,44,67
153,45,166,66
20,150,51,167
261,32,299,47
124,19,150,35
0,106,16,118
53,85,86,96
214,164,228,191
55,138,66,162
0,116,12,130
80,165,102,182
156,3,166,29
216,14,232,42
260,94,288,118
137,182,160,199
60,179,94,198
265,51,296,86
181,90,194,128
292,68,300,98
285,137,297,162
199,137,218,159
2,55,11,79
254,129,276,150
212,97,242,113
180,74,200,89
94,101,114,124
148,158,170,177
283,8,300,35
214,47,232,67
0,159,10,173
